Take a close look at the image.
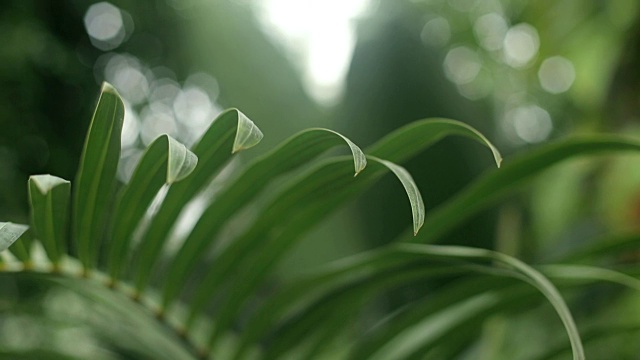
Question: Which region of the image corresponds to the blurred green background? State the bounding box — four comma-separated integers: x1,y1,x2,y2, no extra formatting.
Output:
1,0,640,358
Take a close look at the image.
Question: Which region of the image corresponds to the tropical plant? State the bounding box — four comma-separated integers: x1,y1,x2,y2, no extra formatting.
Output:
2,83,640,360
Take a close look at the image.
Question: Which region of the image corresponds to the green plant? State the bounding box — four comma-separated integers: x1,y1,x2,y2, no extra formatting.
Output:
2,83,640,360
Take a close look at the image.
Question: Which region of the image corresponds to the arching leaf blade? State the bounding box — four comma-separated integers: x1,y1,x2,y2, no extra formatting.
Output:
161,128,366,309
72,82,125,270
232,247,434,359
180,120,500,347
185,158,423,343
183,160,358,333
407,136,640,244
131,109,261,294
367,118,502,168
239,244,584,360
265,265,474,360
397,244,585,360
368,156,424,235
186,119,500,319
107,135,197,282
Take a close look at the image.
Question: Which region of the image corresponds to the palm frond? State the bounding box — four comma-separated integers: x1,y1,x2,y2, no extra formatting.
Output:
5,83,640,360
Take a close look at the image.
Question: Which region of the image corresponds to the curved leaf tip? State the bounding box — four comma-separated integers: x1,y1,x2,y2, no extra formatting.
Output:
165,136,198,183
0,222,28,252
452,120,502,168
100,81,121,97
493,149,502,168
29,174,70,194
232,109,264,153
437,119,502,168
368,156,425,235
321,129,367,176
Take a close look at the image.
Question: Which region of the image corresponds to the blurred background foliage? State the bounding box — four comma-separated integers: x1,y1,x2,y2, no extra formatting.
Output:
1,0,640,358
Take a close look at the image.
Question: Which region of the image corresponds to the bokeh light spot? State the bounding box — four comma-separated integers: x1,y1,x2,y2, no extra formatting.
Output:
139,103,178,145
444,46,481,85
503,23,539,68
538,56,576,94
421,17,451,47
474,13,508,51
84,2,127,50
121,101,140,149
508,105,553,143
104,54,150,104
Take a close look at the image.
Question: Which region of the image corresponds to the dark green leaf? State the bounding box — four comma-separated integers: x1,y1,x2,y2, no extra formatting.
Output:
161,128,365,309
28,174,71,263
367,118,501,167
72,82,125,270
368,156,424,235
107,135,197,282
131,108,262,293
238,244,584,360
406,136,640,244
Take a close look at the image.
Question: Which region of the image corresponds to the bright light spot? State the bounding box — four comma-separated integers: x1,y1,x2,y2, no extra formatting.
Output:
167,194,209,252
508,105,553,143
84,2,126,50
255,0,371,105
174,86,213,128
174,84,221,146
421,17,450,47
474,13,508,51
104,54,150,104
538,56,576,94
149,78,181,105
503,23,539,68
139,103,178,145
185,72,220,101
117,148,143,183
121,101,140,149
443,46,482,85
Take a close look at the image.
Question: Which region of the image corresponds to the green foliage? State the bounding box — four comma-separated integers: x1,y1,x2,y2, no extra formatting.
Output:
2,83,640,360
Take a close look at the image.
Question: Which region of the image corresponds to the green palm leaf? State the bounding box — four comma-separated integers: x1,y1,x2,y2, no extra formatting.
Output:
161,128,366,310
130,108,262,294
72,82,124,271
107,134,197,283
28,174,71,264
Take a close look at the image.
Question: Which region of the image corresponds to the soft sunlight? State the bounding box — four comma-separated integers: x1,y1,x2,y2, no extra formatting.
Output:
254,0,371,106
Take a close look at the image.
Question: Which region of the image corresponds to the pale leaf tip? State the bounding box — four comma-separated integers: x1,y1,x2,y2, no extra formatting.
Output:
30,174,70,194
232,110,264,154
100,81,120,96
490,147,503,168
